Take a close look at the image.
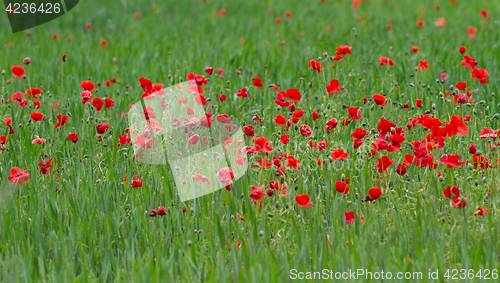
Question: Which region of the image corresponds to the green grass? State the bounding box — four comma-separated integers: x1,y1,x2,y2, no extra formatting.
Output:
1,0,500,282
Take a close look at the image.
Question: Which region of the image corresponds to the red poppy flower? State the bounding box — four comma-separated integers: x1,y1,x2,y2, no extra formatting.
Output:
415,99,422,108
81,91,93,105
451,197,466,208
335,181,350,194
274,115,287,126
353,138,363,149
11,92,25,102
445,115,468,137
96,122,110,134
378,57,394,66
374,156,393,173
38,159,52,175
325,79,344,95
396,164,407,175
204,67,213,75
434,18,446,27
55,114,70,128
479,128,497,139
104,98,115,108
335,45,352,56
92,97,104,111
471,68,489,84
372,94,386,107
0,135,8,149
236,88,248,98
332,55,343,61
253,77,263,88
80,80,95,92
455,82,467,90
377,118,395,134
68,132,78,143
253,137,273,154
308,60,323,74
480,9,488,20
461,55,477,69
218,94,227,101
285,155,301,170
284,88,301,101
250,185,266,201
295,194,313,207
325,118,338,134
368,186,382,201
444,186,460,199
477,207,489,216
186,106,195,116
439,154,466,168
300,124,313,137
280,134,289,144
216,114,231,123
30,112,44,121
331,149,349,160
8,167,30,184
26,87,41,99
416,60,428,71
187,133,200,145
417,20,424,27
345,211,365,224
467,26,477,38
62,54,67,62
458,46,466,54
117,134,131,146
11,66,26,79
131,175,143,188
312,110,319,121
411,46,419,53
292,110,304,123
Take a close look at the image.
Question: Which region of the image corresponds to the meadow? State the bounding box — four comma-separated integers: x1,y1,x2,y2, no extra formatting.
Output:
1,0,500,282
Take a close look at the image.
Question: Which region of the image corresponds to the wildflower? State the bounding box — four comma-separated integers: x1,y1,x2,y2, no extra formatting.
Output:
8,167,30,184
325,79,344,95
417,60,428,71
32,135,46,144
295,194,314,207
68,132,78,143
308,60,323,74
372,94,386,107
11,66,26,79
55,114,70,128
96,122,110,134
131,175,143,187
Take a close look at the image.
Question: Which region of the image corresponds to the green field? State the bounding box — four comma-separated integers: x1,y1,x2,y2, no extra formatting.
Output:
1,0,500,282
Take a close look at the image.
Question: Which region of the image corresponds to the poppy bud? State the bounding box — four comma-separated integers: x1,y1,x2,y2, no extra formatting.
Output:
267,189,274,196
149,210,157,217
23,58,31,65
